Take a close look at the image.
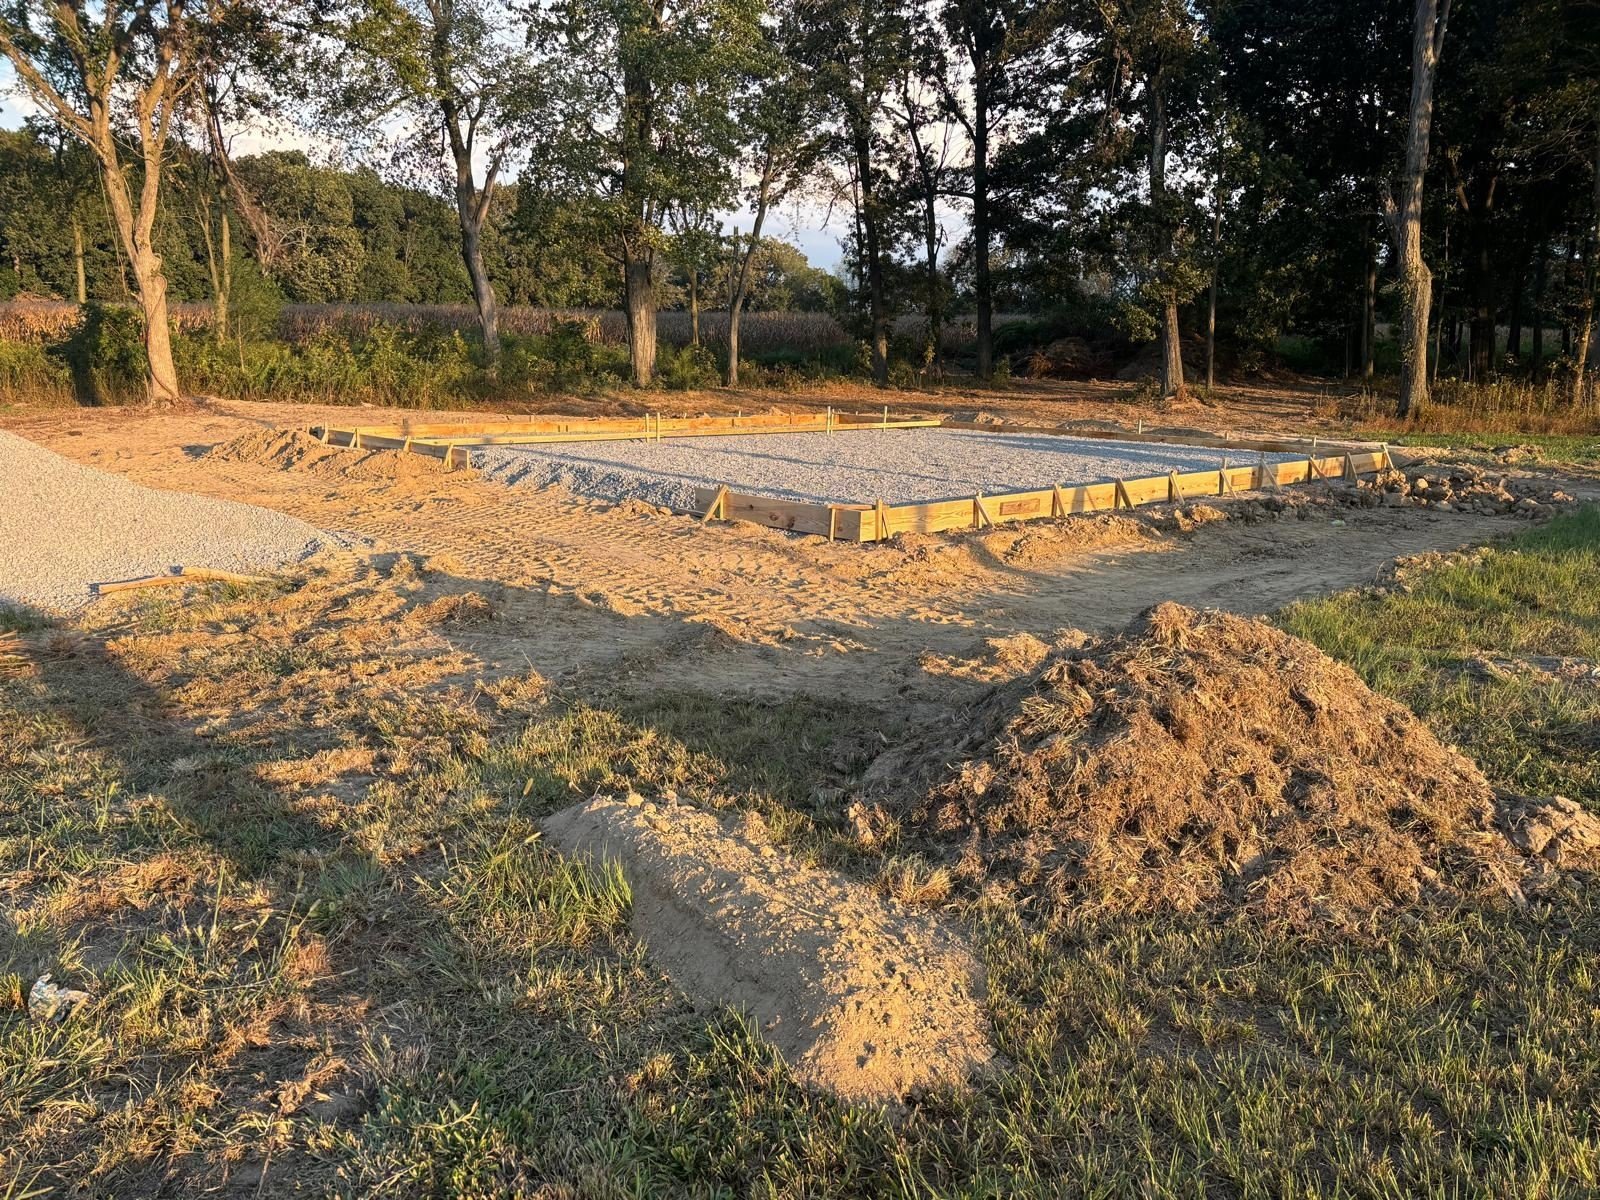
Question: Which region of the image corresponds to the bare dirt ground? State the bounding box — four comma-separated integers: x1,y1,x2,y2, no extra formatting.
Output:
2,385,1589,719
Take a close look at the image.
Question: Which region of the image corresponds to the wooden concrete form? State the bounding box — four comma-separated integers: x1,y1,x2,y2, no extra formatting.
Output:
313,408,941,460
307,409,1394,543
692,448,1394,542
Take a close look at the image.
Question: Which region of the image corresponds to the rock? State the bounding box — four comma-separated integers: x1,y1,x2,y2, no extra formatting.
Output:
28,975,91,1022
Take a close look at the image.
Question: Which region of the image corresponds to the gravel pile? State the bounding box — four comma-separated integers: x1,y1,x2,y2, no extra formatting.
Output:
0,430,329,613
472,428,1303,510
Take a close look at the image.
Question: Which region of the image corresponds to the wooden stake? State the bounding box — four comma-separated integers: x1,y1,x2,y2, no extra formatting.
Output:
351,428,363,450
827,506,838,541
1115,478,1133,510
875,497,890,541
1051,482,1066,517
882,404,889,431
702,485,730,523
94,567,276,596
1168,470,1185,503
973,492,994,528
1343,452,1357,482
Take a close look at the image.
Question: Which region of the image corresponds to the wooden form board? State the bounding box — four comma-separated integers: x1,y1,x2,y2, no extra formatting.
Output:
693,449,1392,542
313,409,940,453
308,409,1392,542
938,418,1363,458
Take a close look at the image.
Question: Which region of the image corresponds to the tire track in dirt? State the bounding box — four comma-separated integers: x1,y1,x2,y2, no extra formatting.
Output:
4,409,1544,710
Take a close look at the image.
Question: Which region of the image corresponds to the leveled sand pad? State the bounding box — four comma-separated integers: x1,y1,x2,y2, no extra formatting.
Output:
473,428,1304,510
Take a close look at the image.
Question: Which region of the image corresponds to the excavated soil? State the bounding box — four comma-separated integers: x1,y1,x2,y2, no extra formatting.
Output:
542,795,998,1104
208,428,462,484
901,603,1588,932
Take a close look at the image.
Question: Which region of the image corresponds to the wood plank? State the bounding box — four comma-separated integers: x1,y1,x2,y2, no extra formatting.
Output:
691,487,859,538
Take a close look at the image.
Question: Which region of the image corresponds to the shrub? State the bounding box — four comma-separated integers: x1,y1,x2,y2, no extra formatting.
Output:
658,343,720,390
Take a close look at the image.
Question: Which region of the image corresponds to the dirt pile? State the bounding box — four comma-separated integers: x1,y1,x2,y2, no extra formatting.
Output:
542,795,998,1105
207,428,456,482
914,603,1538,932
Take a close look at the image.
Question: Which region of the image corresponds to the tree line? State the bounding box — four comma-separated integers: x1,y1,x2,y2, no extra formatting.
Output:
0,134,841,319
1,0,1596,412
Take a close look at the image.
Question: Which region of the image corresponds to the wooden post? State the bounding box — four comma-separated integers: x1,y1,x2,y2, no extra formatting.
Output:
1115,478,1133,510
402,436,413,454
351,428,363,450
827,506,838,542
1343,452,1357,482
882,404,889,431
875,497,890,541
1168,471,1185,503
973,492,994,529
1051,483,1066,517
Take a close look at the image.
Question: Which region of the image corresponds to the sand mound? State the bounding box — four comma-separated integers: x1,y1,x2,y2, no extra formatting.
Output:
208,428,332,468
208,428,454,482
916,603,1534,932
543,795,998,1104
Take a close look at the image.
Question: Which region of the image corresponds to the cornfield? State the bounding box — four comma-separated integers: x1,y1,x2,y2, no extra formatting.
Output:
0,300,850,355
0,299,213,343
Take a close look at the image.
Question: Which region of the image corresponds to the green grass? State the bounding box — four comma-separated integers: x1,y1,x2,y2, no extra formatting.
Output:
1361,430,1600,467
4,516,1600,1195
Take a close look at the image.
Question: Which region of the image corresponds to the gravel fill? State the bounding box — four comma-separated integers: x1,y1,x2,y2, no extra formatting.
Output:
472,428,1304,510
0,430,329,613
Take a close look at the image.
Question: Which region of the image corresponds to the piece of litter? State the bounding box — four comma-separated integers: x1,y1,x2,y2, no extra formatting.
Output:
28,974,92,1022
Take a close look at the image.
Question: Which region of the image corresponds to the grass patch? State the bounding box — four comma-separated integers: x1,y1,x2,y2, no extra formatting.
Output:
1361,430,1600,468
3,519,1600,1195
1280,505,1600,802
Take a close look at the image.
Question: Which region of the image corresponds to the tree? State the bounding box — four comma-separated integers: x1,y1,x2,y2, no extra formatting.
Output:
546,0,759,386
938,0,1042,381
723,0,823,385
797,0,913,386
318,0,532,367
1384,0,1451,418
1,0,203,401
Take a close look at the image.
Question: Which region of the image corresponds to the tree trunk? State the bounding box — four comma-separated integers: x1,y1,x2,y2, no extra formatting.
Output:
624,253,657,387
1384,0,1452,419
1361,233,1377,379
972,59,993,382
1206,192,1222,392
1468,215,1494,380
456,195,499,367
725,165,774,388
73,218,87,305
851,124,889,387
688,270,700,348
99,159,181,403
1532,239,1547,374
1573,124,1599,405
1147,71,1185,400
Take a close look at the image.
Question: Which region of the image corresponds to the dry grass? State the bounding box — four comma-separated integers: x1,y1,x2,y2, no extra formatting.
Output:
1330,377,1600,437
